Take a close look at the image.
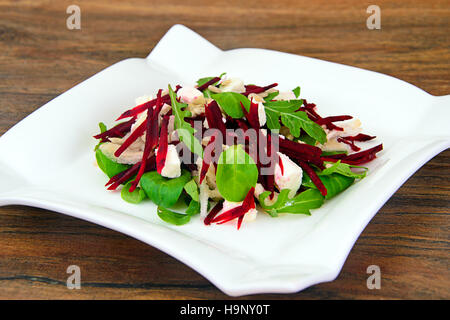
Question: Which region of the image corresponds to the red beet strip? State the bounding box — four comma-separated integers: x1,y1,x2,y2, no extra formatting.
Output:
340,133,376,142
93,117,136,140
316,115,353,125
156,114,170,175
211,187,256,227
113,121,147,157
205,101,226,137
129,91,163,192
241,100,260,129
204,201,224,225
337,137,361,152
106,156,156,191
298,160,327,196
197,77,221,91
116,86,181,121
321,144,383,165
243,83,278,96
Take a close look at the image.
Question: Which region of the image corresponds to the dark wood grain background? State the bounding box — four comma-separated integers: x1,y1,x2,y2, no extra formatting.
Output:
0,0,448,299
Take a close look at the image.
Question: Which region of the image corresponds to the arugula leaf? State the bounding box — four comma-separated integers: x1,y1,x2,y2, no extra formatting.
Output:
94,122,107,151
297,133,317,146
168,85,203,157
264,99,327,144
184,179,199,202
303,172,355,200
121,182,147,204
157,206,191,226
95,148,131,179
216,145,258,202
140,169,191,208
259,189,324,216
292,86,301,98
320,160,368,179
211,92,250,118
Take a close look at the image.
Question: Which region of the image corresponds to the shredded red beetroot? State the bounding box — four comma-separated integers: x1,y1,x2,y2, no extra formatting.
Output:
156,115,170,175
321,144,383,165
116,86,181,121
113,121,147,157
337,137,361,152
93,117,136,141
197,77,221,91
211,187,255,229
243,83,278,96
241,100,260,129
205,101,226,137
105,156,156,191
298,160,327,196
279,137,322,163
204,201,224,225
341,133,376,142
128,90,164,192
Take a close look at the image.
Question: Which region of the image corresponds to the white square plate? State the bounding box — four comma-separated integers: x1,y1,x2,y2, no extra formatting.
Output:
0,25,448,296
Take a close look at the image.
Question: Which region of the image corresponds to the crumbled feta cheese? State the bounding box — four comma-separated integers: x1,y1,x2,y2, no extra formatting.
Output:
219,78,246,93
156,144,181,178
274,152,303,198
177,86,203,104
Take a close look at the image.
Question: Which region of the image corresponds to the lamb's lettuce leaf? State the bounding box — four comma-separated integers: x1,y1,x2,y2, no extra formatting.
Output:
140,169,191,208
216,145,258,202
95,148,131,179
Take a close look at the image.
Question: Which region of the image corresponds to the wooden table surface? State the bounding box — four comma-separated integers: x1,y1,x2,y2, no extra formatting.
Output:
0,0,448,299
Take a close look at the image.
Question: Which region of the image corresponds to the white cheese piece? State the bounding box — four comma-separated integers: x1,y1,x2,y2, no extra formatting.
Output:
156,144,181,178
99,142,142,165
177,86,203,104
274,152,303,198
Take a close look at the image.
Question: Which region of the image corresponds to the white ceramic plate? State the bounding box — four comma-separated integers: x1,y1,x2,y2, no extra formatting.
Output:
0,25,448,296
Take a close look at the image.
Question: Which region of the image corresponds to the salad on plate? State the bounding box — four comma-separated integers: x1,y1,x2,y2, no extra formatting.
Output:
93,74,383,229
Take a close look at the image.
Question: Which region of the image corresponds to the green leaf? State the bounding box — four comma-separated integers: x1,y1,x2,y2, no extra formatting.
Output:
95,148,131,179
303,172,355,200
168,85,203,157
140,169,192,208
185,199,200,215
211,92,250,118
121,182,147,204
94,122,107,151
184,179,199,202
298,133,317,146
264,91,279,101
320,160,368,179
321,150,348,156
259,189,324,215
264,100,326,143
157,206,191,226
292,86,301,98
216,145,258,202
